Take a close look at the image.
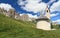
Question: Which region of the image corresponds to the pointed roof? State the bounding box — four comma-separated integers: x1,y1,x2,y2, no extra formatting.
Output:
36,15,49,21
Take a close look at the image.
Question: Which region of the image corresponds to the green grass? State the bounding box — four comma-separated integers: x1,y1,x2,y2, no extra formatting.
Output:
0,14,60,38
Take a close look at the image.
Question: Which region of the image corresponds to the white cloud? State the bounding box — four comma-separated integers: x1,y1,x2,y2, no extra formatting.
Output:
18,0,47,13
27,14,38,18
51,13,59,17
20,14,24,16
20,13,38,18
0,3,14,11
50,0,60,12
52,19,60,24
47,0,56,5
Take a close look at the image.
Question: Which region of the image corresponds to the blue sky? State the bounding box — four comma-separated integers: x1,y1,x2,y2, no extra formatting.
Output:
0,0,60,23
0,0,57,14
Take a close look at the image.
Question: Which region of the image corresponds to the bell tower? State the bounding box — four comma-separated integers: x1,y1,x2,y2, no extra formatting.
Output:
45,5,50,19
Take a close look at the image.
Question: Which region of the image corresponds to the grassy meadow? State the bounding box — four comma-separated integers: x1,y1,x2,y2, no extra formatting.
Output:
0,14,60,38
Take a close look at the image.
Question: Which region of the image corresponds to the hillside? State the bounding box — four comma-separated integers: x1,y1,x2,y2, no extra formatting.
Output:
0,14,60,38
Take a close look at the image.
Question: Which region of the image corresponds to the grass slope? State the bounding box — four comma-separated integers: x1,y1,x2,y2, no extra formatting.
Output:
0,14,60,38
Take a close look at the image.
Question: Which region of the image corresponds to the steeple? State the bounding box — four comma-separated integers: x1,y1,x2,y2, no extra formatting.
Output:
46,5,50,13
45,5,50,19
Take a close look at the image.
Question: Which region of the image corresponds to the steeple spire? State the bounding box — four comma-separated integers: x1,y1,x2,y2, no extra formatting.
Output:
46,5,50,13
45,5,50,19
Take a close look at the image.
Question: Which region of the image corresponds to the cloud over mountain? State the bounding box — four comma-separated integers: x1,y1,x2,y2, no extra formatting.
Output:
27,14,38,18
20,13,38,18
52,19,60,24
0,3,14,11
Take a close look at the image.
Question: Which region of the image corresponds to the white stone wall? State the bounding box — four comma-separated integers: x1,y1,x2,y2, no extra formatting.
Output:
36,21,51,30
